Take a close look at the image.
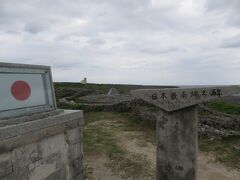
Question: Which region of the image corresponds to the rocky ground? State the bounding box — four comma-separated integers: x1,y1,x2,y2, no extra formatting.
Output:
132,102,240,140
83,112,240,180
58,89,240,140
198,104,240,139
221,95,240,105
75,94,132,104
54,85,240,179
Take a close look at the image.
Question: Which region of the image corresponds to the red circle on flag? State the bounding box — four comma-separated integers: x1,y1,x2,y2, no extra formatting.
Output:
11,81,31,101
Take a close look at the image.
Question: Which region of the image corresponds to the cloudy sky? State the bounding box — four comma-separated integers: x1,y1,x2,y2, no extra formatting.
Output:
0,0,240,85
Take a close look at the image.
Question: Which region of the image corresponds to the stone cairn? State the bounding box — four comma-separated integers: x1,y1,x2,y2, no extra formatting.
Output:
107,87,120,96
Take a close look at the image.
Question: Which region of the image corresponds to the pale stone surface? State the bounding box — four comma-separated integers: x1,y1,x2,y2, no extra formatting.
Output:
45,167,67,180
0,110,83,141
131,86,240,111
40,134,66,158
156,106,197,180
12,143,42,171
0,110,62,127
0,152,12,177
0,110,84,180
66,127,82,145
29,154,59,180
69,143,82,161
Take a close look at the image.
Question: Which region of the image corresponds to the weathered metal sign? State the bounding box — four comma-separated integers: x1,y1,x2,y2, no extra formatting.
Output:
0,63,56,119
131,86,240,111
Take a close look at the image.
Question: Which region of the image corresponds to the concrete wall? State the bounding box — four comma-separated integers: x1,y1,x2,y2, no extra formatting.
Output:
0,110,84,180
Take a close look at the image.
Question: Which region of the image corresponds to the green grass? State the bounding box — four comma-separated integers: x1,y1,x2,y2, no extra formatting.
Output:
199,135,240,169
208,100,240,115
83,112,155,178
54,82,176,95
106,153,154,179
83,112,155,154
84,111,240,173
83,112,124,156
120,112,156,144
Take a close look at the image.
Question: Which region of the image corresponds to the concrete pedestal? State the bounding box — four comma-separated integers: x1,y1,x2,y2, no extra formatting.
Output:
156,106,197,180
0,110,84,180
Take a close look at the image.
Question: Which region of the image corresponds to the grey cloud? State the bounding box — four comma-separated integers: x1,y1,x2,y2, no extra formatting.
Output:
220,35,240,48
205,0,240,27
88,38,105,46
0,0,240,85
205,0,240,11
139,47,182,54
24,22,49,34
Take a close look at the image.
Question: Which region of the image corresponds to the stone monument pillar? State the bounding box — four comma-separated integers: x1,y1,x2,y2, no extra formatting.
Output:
131,86,240,180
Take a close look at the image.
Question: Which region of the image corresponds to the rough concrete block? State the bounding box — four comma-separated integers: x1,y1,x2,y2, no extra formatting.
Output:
69,143,82,161
0,110,84,180
0,110,83,141
45,119,79,138
75,173,84,180
41,134,66,158
45,167,67,180
0,152,12,177
0,110,63,128
0,174,11,180
69,157,83,177
0,126,20,141
66,128,81,145
29,152,61,172
12,143,42,171
10,166,30,180
28,152,62,180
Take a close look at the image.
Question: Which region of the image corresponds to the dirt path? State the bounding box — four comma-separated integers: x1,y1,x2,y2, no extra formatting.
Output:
198,153,240,180
85,154,125,180
84,112,240,180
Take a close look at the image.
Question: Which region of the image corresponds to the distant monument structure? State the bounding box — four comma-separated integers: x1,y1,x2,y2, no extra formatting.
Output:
107,87,120,96
81,77,87,84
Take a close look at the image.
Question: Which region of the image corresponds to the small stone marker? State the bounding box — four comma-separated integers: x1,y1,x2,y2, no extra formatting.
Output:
0,63,56,119
131,86,240,180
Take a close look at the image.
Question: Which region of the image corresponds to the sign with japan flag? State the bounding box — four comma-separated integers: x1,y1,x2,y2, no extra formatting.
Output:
0,63,56,119
0,73,46,111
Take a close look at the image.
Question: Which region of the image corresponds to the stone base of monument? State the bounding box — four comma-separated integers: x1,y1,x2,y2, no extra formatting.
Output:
0,110,84,180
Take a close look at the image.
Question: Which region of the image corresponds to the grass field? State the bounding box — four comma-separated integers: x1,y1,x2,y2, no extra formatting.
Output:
83,112,156,179
54,82,176,95
208,100,240,115
200,100,240,169
83,111,240,180
199,135,240,169
55,83,240,172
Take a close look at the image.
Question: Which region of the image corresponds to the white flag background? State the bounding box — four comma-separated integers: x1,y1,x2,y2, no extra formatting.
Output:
0,73,46,111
